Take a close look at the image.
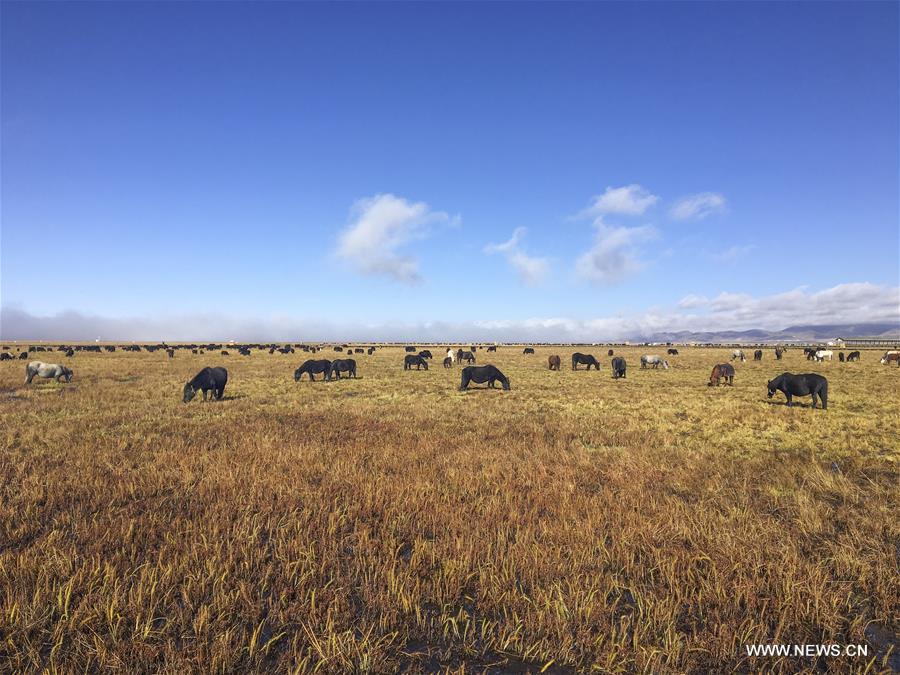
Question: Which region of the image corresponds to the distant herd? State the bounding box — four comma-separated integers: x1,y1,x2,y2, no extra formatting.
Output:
7,344,899,412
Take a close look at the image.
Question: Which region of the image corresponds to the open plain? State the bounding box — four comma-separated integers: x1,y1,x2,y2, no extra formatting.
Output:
1,345,898,673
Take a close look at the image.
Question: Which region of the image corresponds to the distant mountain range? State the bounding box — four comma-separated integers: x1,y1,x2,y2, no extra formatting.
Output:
637,322,900,344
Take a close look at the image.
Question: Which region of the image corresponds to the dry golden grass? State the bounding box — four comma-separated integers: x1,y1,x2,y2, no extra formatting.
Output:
0,345,897,673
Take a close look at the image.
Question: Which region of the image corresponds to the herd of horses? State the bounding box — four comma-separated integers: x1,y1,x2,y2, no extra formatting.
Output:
13,346,898,411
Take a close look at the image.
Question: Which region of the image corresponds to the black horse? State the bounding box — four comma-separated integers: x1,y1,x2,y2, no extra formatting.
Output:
404,355,429,370
487,346,497,352
523,347,534,354
611,356,626,379
754,350,763,361
418,350,433,359
443,357,452,368
571,353,600,370
767,373,828,409
846,351,860,362
294,359,332,381
458,350,476,364
667,348,679,356
329,358,357,379
405,346,417,352
838,352,845,362
459,365,510,391
183,367,228,403
775,347,784,360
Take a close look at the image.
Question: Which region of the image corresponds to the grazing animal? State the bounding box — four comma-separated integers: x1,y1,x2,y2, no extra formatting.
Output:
446,348,455,363
731,350,746,362
368,347,375,355
0,352,11,361
881,351,900,366
487,346,497,352
548,355,561,370
458,350,476,364
404,355,429,370
571,353,600,370
25,361,72,384
753,350,763,361
459,365,510,391
333,346,343,352
443,357,452,368
813,350,833,362
405,346,416,353
767,373,828,409
846,351,861,362
19,352,29,360
523,347,534,354
167,348,175,358
328,358,357,379
354,348,364,354
708,363,735,386
611,356,626,379
65,348,75,357
418,350,433,359
804,347,819,360
667,348,679,356
775,347,784,360
183,366,227,402
608,349,614,357
294,359,332,381
640,355,669,370
221,350,229,356
838,352,845,362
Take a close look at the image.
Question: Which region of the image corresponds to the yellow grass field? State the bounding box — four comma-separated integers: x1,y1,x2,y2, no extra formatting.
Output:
1,345,897,673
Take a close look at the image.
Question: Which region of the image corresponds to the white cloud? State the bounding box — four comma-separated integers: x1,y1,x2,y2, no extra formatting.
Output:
575,224,657,283
670,192,727,221
708,244,756,263
3,284,897,342
484,227,550,286
581,184,658,220
335,193,455,283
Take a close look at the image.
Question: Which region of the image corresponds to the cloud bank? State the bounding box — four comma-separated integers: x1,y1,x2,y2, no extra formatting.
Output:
4,283,896,343
484,228,550,286
335,193,455,283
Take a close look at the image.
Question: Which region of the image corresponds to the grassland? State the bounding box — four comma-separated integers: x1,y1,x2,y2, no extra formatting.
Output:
0,345,897,673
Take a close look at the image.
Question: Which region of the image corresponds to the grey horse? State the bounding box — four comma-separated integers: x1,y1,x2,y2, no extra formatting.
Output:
25,361,73,384
640,355,669,370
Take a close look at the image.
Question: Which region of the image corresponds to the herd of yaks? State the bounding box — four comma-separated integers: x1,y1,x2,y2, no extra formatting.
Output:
14,345,899,412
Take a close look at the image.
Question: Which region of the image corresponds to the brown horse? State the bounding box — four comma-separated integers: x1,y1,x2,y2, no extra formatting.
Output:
708,363,735,386
548,355,561,370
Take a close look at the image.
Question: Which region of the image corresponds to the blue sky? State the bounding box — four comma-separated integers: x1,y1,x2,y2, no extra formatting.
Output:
2,1,898,340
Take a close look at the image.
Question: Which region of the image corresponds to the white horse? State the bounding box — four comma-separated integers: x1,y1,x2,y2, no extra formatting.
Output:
814,350,833,362
880,350,900,364
640,355,669,369
25,361,73,384
446,348,455,363
731,349,746,362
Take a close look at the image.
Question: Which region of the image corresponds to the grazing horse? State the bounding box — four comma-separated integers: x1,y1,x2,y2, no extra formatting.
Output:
183,366,227,402
294,359,332,381
640,355,669,370
571,353,600,370
708,363,735,386
731,350,746,362
548,355,561,370
418,350,433,359
804,347,818,360
19,352,29,359
458,350,476,364
611,356,626,379
813,350,833,362
767,373,828,409
753,350,763,361
459,365,510,391
667,348,679,356
846,351,861,362
487,346,497,352
405,346,416,353
0,353,11,361
523,347,535,354
167,348,175,358
329,358,357,379
404,355,429,370
446,348,455,363
368,347,376,355
838,352,845,362
221,350,229,356
443,357,452,368
881,351,900,366
608,349,614,357
25,362,72,384
775,347,784,360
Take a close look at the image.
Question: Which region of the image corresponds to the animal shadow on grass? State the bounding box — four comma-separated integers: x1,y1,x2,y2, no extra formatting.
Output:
763,399,826,410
